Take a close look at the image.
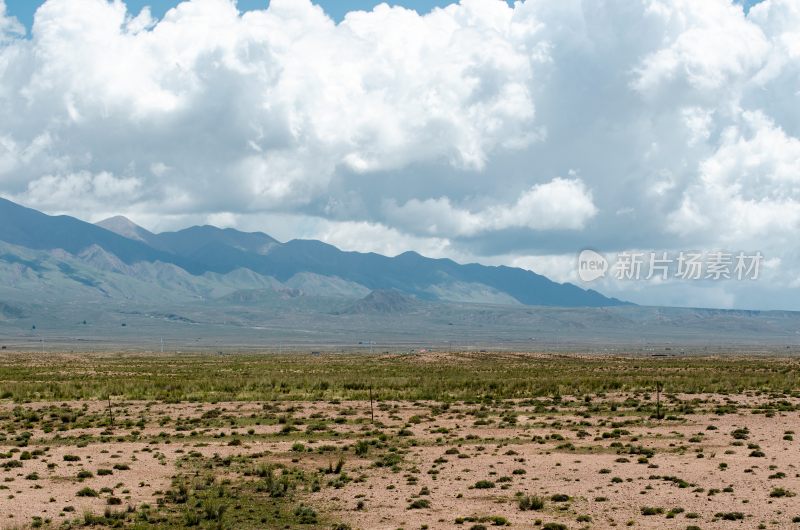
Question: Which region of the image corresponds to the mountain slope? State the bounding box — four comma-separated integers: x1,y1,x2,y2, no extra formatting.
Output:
248,241,624,306
340,289,420,314
1,198,625,307
96,216,156,244
0,198,182,267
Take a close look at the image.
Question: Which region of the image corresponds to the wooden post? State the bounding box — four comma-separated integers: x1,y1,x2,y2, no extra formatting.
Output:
369,387,374,424
107,395,114,428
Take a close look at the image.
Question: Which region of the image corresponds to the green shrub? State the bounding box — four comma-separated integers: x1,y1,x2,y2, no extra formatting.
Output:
76,487,98,497
518,495,544,511
294,505,317,523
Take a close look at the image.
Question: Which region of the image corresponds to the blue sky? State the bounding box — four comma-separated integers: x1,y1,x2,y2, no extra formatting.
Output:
6,0,472,30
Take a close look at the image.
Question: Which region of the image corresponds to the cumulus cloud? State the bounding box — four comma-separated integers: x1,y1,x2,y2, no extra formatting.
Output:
314,219,456,258
632,0,769,94
385,177,596,236
1,0,545,213
1,0,800,309
668,111,800,245
21,171,143,213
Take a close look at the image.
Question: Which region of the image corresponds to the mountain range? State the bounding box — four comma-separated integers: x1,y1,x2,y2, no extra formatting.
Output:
2,197,800,351
0,197,622,307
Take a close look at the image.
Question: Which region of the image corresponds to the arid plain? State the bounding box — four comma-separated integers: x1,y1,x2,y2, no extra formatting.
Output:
1,351,799,529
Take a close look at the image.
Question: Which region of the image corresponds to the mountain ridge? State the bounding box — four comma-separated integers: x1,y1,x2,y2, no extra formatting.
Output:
0,197,626,307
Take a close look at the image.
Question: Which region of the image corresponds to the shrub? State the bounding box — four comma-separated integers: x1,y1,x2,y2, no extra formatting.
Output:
518,495,544,511
354,440,369,456
202,500,226,522
294,505,317,524
76,487,98,497
770,488,795,498
184,508,201,526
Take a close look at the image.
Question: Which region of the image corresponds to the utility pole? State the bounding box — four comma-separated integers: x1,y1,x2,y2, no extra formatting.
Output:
160,337,164,353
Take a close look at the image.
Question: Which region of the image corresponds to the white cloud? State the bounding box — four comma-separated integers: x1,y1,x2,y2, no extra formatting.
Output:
682,106,715,146
18,170,142,213
386,177,596,236
313,219,455,259
633,0,769,94
1,0,545,212
1,0,800,309
668,111,800,246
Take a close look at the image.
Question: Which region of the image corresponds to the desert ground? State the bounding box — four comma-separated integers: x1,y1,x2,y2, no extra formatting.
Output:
1,351,799,529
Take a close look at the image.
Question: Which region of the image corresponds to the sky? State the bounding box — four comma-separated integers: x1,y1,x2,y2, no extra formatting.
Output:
0,0,798,311
4,0,492,29
2,0,765,29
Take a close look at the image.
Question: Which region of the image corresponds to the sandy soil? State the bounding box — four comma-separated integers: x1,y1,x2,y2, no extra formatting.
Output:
1,393,799,529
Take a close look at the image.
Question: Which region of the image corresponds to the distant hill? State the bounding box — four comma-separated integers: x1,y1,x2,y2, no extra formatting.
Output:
340,290,420,314
0,197,626,308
